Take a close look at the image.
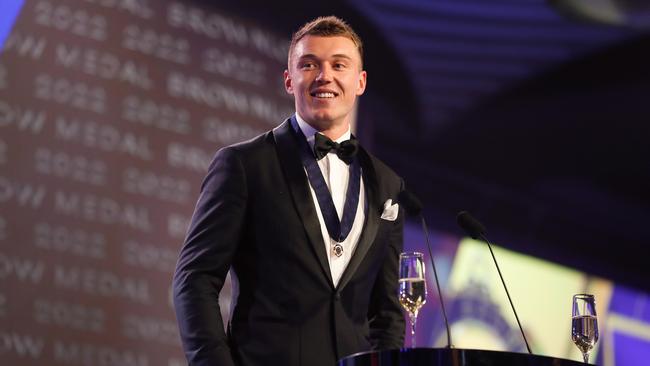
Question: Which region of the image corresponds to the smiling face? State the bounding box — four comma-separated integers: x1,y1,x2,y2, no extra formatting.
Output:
284,35,367,136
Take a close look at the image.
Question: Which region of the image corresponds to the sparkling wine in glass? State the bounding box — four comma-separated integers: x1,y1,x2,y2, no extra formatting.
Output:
399,251,427,348
572,294,599,364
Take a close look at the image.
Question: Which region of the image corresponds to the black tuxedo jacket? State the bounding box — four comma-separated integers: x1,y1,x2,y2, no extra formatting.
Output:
173,118,405,366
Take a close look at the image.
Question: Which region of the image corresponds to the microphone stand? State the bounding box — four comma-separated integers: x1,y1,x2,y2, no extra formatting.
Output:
420,215,453,348
479,232,532,355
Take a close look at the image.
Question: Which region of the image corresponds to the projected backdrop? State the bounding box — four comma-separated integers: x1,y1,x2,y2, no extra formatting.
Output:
0,1,292,365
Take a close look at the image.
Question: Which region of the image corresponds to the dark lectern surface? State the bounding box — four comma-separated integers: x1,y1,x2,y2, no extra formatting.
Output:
339,348,585,366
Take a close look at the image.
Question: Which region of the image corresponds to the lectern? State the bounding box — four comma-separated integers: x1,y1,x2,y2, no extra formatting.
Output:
339,348,585,366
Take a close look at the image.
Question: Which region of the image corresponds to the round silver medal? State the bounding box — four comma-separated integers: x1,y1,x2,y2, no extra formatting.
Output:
332,243,344,257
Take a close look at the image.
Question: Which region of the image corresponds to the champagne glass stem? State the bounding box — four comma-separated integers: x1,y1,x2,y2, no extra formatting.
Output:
409,313,417,348
583,353,589,364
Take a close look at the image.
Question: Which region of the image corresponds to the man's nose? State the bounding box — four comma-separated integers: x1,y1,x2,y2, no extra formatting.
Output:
316,65,333,82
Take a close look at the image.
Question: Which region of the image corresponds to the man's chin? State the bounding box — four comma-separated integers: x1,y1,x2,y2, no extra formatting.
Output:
303,112,334,124
300,107,351,128
312,114,335,123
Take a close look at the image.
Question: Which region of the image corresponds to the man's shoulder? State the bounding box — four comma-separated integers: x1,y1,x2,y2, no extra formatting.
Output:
218,121,285,157
223,119,292,151
226,130,273,153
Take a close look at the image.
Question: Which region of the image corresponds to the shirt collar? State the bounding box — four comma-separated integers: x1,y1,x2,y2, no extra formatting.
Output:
295,113,352,149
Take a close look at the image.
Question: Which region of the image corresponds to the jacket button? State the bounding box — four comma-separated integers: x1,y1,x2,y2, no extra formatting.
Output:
333,292,341,301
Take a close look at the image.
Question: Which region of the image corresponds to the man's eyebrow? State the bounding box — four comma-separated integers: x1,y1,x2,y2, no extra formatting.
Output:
297,54,317,60
297,54,353,60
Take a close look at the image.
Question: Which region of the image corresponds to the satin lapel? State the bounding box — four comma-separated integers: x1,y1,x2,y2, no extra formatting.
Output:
273,120,334,288
337,148,380,290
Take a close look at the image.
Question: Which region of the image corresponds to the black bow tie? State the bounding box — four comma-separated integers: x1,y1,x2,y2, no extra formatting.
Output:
313,133,358,165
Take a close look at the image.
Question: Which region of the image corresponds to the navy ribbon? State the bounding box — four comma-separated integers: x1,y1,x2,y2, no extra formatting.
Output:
290,117,361,242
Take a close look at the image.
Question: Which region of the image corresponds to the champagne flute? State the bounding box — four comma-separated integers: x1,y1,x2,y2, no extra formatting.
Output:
572,294,599,364
399,251,427,348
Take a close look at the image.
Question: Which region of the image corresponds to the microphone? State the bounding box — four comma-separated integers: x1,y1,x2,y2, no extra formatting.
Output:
456,211,533,355
456,211,485,240
398,190,453,348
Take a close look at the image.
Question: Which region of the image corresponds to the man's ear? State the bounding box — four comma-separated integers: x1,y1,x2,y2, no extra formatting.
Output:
284,70,293,94
356,70,367,96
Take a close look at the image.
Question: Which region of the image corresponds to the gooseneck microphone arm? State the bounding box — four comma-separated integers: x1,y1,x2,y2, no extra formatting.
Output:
420,214,453,348
479,231,532,355
456,211,533,355
398,190,453,348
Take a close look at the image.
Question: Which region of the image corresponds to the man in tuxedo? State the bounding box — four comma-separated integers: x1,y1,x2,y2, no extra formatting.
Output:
173,16,405,366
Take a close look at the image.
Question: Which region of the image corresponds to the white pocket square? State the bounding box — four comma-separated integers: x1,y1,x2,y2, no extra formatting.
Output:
380,199,399,221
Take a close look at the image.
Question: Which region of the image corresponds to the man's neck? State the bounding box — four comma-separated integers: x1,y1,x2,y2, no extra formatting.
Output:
297,114,350,141
318,123,349,141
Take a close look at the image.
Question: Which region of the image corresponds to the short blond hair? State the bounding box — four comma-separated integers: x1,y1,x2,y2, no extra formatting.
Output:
288,16,364,68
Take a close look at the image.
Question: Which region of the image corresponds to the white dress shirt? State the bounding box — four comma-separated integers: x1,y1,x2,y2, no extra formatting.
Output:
295,114,366,287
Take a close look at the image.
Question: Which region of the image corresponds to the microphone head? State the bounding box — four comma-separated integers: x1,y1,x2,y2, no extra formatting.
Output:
398,190,423,217
456,211,486,239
